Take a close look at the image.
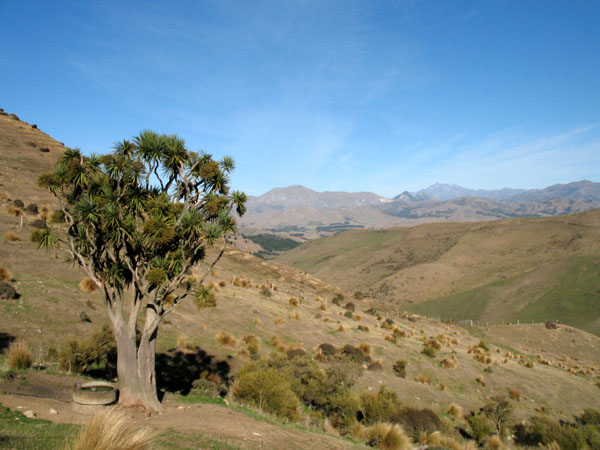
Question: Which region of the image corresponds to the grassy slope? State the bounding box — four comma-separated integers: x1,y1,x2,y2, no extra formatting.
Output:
277,211,600,334
1,110,600,442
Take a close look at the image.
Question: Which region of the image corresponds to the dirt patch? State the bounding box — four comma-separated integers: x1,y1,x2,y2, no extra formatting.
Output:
0,372,361,450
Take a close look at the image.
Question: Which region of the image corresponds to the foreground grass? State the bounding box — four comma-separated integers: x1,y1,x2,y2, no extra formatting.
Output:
0,405,78,449
0,404,240,450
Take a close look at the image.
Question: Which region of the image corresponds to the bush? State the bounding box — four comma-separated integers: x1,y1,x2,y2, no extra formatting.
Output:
189,378,220,398
30,228,44,243
59,324,117,377
7,342,32,369
422,344,437,358
25,203,38,215
467,413,494,445
13,199,24,208
365,423,412,449
390,407,443,439
259,286,272,297
30,218,47,229
69,406,154,450
233,368,300,421
318,343,337,356
344,302,356,311
50,210,65,223
0,282,19,299
513,416,588,450
392,360,407,378
353,292,364,300
360,386,403,425
341,344,369,363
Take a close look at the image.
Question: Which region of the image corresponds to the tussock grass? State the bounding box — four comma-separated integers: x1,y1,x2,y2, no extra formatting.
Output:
215,331,237,347
0,266,11,282
7,341,32,369
288,297,299,307
447,403,464,420
365,423,412,450
359,342,371,355
4,231,22,241
67,407,154,450
79,278,98,293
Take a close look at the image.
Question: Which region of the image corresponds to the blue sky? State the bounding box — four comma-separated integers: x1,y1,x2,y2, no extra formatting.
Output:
1,1,599,197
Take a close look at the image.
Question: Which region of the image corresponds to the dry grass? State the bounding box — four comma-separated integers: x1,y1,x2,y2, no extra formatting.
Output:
365,422,412,450
337,324,348,332
4,231,22,241
447,403,464,420
274,317,284,325
177,336,187,347
79,278,98,293
385,335,397,344
68,407,154,450
415,374,430,384
6,341,32,370
441,354,458,369
6,205,22,216
319,303,327,311
0,266,11,282
253,317,263,326
486,435,504,449
218,280,226,287
289,297,299,307
426,431,463,450
358,342,371,356
508,388,521,401
215,331,237,347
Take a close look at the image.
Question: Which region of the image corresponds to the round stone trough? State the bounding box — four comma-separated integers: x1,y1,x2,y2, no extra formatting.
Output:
72,381,118,406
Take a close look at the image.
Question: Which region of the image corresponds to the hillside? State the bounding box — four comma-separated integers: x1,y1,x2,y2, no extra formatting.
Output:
276,210,600,335
2,109,600,448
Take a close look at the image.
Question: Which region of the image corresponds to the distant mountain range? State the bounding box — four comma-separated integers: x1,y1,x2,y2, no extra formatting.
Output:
241,181,600,234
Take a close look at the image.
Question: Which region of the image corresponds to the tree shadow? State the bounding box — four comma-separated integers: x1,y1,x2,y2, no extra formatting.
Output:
0,332,15,353
156,347,231,396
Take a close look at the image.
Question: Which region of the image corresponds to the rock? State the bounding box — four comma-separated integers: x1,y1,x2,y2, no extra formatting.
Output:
49,408,58,415
23,410,35,418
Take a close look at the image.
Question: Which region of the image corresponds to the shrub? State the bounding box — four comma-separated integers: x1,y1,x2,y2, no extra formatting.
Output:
422,344,437,358
513,416,588,450
393,360,407,378
13,199,24,208
215,331,237,347
467,413,494,445
30,228,44,243
365,423,412,450
233,368,300,421
390,407,443,440
0,266,11,282
344,302,356,311
30,218,47,229
69,406,154,450
189,378,220,398
7,342,32,369
25,203,38,215
341,344,368,363
259,286,271,297
344,311,353,318
59,324,117,376
360,386,403,425
0,282,19,300
50,210,65,223
4,231,22,242
353,292,364,300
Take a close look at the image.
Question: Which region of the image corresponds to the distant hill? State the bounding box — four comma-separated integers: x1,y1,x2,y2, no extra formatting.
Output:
276,209,600,335
240,182,600,238
247,185,389,211
417,183,527,201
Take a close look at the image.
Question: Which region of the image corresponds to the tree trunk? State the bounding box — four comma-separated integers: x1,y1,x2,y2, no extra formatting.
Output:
113,316,162,412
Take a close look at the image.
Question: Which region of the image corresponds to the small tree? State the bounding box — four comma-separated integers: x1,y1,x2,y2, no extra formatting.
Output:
37,131,246,411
